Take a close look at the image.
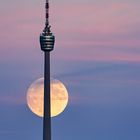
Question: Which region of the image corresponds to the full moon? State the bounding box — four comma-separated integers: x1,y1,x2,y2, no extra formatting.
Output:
26,78,68,117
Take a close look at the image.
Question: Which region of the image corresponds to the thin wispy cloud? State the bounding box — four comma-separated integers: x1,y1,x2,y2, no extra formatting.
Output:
0,95,26,105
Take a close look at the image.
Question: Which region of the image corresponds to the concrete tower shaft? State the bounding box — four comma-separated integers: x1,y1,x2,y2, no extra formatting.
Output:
39,1,55,140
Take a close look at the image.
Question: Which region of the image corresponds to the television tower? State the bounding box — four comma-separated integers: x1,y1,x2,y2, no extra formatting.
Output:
40,0,55,140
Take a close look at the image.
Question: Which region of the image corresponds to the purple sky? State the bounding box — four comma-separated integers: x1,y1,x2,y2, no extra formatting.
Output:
0,0,140,140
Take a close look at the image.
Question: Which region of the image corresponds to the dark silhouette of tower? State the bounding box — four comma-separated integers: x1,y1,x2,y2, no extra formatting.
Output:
40,0,55,140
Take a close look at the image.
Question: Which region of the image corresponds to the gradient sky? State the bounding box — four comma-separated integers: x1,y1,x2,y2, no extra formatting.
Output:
0,0,140,140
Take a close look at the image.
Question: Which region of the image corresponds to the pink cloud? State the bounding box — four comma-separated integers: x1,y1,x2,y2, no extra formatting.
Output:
0,2,140,63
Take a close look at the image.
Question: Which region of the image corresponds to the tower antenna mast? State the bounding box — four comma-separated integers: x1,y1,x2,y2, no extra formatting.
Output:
43,0,51,33
40,0,55,140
